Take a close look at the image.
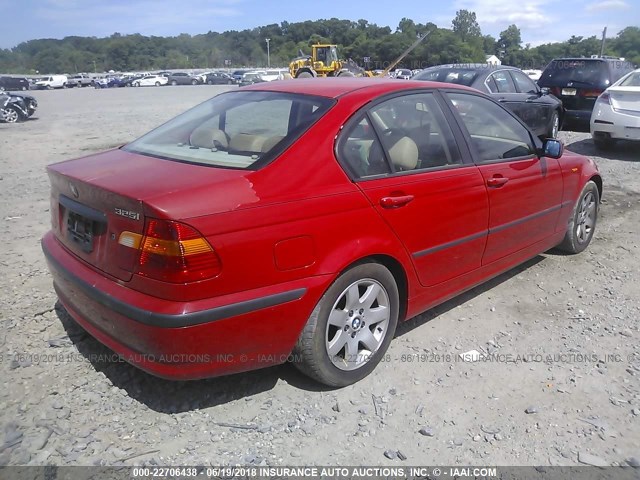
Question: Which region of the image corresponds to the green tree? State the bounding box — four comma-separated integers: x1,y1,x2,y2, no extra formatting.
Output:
452,10,482,42
498,24,522,65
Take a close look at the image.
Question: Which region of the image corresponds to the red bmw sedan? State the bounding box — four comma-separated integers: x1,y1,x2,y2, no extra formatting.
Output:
42,78,602,386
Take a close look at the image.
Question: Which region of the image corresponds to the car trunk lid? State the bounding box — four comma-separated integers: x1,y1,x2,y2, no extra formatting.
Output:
607,86,640,113
47,148,255,282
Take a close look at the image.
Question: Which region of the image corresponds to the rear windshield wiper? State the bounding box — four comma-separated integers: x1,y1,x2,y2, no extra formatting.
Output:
564,79,593,86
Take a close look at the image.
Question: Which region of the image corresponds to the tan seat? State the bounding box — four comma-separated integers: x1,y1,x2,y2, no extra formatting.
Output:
388,136,418,171
229,133,268,152
261,136,285,152
189,127,229,149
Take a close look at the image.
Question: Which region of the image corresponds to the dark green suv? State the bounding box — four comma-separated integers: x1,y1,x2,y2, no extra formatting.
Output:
538,57,634,127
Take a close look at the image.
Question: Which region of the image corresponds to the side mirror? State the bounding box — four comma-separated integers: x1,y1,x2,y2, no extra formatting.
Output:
540,138,563,159
540,87,550,95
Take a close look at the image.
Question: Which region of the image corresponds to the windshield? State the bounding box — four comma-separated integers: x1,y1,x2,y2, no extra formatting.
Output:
123,91,335,170
413,68,478,86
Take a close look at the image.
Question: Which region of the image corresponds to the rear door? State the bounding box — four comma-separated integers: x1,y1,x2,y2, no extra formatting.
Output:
443,91,564,265
337,91,489,287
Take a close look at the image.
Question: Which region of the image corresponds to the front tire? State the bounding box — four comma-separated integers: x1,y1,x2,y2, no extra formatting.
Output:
593,136,614,150
296,71,314,78
1,106,22,123
557,181,599,254
171,80,178,86
293,262,399,387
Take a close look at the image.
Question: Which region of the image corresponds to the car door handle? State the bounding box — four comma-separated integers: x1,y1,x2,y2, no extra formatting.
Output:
380,195,415,208
497,97,506,102
487,176,509,187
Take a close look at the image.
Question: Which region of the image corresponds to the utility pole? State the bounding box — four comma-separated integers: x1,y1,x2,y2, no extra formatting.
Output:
265,38,271,68
599,26,607,57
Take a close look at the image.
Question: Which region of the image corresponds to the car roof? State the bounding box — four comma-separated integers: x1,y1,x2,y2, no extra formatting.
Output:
425,64,520,71
240,77,476,98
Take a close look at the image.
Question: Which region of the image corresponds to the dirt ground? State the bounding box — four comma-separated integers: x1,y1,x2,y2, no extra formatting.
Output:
1,86,639,468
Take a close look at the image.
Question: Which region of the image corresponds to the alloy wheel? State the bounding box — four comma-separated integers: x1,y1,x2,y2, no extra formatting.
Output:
325,278,391,371
576,191,596,244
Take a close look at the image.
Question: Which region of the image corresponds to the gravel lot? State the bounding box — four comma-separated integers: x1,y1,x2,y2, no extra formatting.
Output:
1,86,639,468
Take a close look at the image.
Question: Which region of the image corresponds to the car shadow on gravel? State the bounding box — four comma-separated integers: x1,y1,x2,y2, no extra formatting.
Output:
565,138,639,162
54,304,333,412
395,255,545,337
54,255,549,410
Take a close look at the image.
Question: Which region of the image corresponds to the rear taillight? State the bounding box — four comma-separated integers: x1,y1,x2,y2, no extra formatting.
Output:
119,219,221,283
597,92,611,105
581,89,604,98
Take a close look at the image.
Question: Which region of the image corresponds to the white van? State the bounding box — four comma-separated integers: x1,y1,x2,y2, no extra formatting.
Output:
35,75,68,89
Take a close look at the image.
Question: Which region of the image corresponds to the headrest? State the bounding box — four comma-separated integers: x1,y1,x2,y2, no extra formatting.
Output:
190,127,229,149
388,136,418,171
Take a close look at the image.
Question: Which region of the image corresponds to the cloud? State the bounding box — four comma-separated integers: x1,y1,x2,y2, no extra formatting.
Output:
35,0,243,37
454,0,551,28
585,0,630,13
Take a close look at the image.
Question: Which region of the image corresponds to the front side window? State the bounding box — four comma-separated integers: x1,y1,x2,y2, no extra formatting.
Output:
511,70,538,94
446,92,535,163
338,93,462,178
123,91,334,169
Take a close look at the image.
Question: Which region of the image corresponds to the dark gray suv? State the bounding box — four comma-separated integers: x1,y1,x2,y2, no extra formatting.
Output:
538,57,634,127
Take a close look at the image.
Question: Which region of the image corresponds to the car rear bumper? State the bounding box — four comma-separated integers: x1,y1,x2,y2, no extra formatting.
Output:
591,109,640,141
42,231,329,380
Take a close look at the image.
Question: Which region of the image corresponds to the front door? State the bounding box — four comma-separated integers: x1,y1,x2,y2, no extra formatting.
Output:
443,92,564,265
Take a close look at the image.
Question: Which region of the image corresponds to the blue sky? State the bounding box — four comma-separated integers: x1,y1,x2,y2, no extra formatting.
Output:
0,0,637,49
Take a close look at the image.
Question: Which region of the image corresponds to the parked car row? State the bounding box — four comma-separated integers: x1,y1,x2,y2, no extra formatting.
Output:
413,64,563,139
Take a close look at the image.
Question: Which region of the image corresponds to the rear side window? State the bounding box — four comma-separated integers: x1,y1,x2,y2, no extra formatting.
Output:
338,92,462,179
488,71,516,93
123,91,334,170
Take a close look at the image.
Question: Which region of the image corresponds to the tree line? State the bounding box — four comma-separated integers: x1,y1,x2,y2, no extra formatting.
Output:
0,12,638,74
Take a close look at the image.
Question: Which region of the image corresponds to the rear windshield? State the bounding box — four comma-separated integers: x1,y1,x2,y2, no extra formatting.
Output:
413,68,478,87
123,91,334,170
540,59,634,86
540,60,608,85
619,71,640,87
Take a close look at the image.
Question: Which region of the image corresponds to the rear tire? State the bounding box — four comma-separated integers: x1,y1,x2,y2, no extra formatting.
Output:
557,181,599,254
171,80,178,86
296,71,313,78
292,262,399,387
